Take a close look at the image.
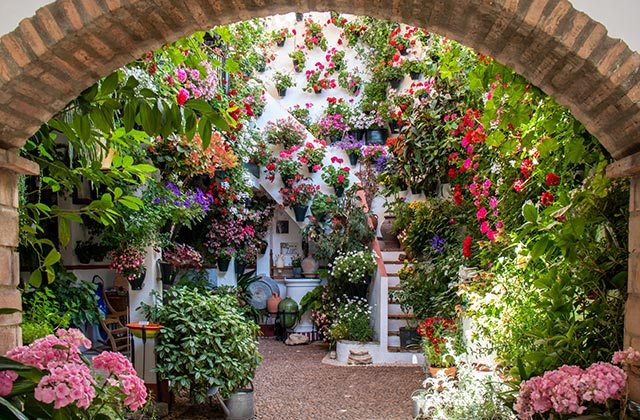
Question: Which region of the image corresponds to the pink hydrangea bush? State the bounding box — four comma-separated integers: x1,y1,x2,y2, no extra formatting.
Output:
0,328,147,417
515,360,628,419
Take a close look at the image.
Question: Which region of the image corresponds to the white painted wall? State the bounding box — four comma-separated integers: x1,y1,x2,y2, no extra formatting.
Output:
0,1,637,51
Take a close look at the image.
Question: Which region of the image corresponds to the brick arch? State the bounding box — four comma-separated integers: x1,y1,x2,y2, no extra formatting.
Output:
0,0,638,160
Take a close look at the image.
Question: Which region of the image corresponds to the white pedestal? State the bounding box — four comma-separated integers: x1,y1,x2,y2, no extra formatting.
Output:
283,277,321,333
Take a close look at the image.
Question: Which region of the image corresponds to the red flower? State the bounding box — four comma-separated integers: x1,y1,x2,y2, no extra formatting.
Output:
266,162,276,171
176,88,190,106
545,172,560,187
520,159,534,179
513,179,525,193
540,192,555,206
447,168,457,179
462,236,473,258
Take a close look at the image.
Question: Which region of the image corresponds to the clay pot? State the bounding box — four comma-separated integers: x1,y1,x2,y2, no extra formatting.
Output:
267,293,281,314
380,216,400,248
301,255,318,278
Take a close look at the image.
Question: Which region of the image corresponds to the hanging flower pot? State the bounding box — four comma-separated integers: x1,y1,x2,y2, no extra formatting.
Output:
129,270,146,290
295,12,304,22
348,152,359,166
257,239,268,255
410,72,421,80
217,258,231,272
389,78,403,89
281,174,294,185
276,40,285,47
277,88,287,97
293,205,308,222
157,261,177,286
314,87,323,94
334,185,345,197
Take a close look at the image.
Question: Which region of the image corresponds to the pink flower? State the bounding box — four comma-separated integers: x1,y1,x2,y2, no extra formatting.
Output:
480,221,490,234
463,159,472,169
476,207,487,220
92,351,136,377
489,196,498,209
337,175,345,183
513,179,525,193
34,363,96,409
313,164,322,172
120,374,148,411
0,371,18,396
176,68,187,82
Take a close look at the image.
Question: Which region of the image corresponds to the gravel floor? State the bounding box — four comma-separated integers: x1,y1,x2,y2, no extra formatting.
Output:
168,338,424,419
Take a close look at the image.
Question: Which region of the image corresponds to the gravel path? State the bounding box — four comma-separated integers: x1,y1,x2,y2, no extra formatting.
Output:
168,338,424,419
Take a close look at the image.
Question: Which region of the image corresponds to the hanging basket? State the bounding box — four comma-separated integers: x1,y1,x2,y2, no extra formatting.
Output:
157,261,177,286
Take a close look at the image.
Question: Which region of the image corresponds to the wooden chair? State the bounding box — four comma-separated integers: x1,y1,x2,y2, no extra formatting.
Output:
93,275,130,356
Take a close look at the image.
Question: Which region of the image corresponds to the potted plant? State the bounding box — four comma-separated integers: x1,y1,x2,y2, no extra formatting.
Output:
295,12,304,22
280,181,319,222
310,192,337,223
379,61,406,89
144,287,262,409
206,213,256,273
336,136,364,166
338,70,363,96
264,148,302,185
330,250,378,285
304,69,336,94
302,18,328,51
270,27,290,47
245,134,270,178
273,71,295,97
289,49,306,72
315,111,349,143
265,118,307,148
298,141,326,173
322,163,351,197
160,243,203,285
289,104,312,128
109,247,146,290
328,296,374,344
291,254,303,277
327,48,346,72
417,317,464,377
402,57,423,80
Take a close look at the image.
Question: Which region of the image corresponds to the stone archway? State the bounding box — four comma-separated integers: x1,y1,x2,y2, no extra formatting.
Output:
1,0,640,396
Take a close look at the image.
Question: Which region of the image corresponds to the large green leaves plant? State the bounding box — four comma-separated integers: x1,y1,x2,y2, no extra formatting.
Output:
152,287,261,401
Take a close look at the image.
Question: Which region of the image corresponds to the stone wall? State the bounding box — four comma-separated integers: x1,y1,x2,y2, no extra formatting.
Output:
626,176,640,400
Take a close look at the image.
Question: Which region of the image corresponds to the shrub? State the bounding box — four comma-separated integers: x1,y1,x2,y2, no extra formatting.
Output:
152,286,261,401
328,296,373,343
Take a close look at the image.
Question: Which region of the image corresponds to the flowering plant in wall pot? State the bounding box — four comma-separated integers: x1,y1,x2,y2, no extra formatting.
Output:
298,141,327,172
265,147,302,184
270,28,291,46
109,247,146,290
265,118,306,148
288,49,307,72
303,18,328,51
0,328,147,418
321,162,351,196
272,71,295,97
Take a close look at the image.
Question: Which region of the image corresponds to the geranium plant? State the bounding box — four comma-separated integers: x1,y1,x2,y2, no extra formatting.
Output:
109,247,145,282
0,329,147,417
265,147,302,184
298,141,327,172
273,70,295,95
303,18,328,50
417,317,463,368
279,181,319,207
338,70,363,95
326,48,346,72
265,118,307,148
310,192,338,219
289,49,306,72
270,27,291,46
322,163,351,189
304,68,336,94
315,113,349,142
289,103,313,128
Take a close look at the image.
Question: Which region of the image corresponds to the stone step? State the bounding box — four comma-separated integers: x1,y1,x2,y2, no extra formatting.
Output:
388,335,400,347
388,318,413,331
388,313,415,320
388,330,400,336
387,276,400,287
387,303,406,316
381,250,403,261
384,263,404,273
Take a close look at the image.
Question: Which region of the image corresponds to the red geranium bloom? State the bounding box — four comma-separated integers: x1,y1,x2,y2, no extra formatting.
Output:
545,172,560,187
176,88,190,106
520,159,534,179
540,191,555,206
513,179,525,193
462,235,473,258
447,168,457,179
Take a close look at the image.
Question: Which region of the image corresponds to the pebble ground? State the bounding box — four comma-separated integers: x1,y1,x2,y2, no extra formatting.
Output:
168,338,424,419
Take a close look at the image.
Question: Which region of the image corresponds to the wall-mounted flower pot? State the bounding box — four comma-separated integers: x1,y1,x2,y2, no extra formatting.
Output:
348,152,359,166
295,12,304,22
410,72,421,80
293,205,308,222
277,88,287,97
314,88,323,94
276,40,285,47
399,48,409,56
307,165,320,173
158,261,177,286
217,258,231,272
348,129,365,141
129,271,146,290
334,185,345,197
234,260,246,276
256,63,266,73
366,128,389,145
257,240,268,255
389,78,402,89
244,162,260,178
281,174,294,185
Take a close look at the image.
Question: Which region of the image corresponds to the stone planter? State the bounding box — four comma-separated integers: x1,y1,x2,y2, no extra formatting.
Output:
301,255,318,278
336,340,381,364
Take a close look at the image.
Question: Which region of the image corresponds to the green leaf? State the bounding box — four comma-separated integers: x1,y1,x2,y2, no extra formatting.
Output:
29,270,42,288
100,72,119,97
186,100,212,114
58,218,70,247
485,130,504,148
123,101,137,133
224,59,239,73
43,249,61,267
198,117,212,148
522,203,538,223
530,237,549,260
0,396,29,420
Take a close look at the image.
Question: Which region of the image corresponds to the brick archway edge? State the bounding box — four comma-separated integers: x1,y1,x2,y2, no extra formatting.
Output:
0,0,639,160
1,0,640,397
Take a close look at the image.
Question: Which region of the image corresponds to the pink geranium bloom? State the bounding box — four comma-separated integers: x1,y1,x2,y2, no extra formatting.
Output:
476,207,487,220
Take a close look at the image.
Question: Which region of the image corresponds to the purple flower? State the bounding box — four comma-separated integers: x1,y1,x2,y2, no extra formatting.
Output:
429,235,446,254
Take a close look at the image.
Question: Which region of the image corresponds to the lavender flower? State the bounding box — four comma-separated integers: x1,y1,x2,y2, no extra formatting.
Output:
335,136,365,152
373,155,389,173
